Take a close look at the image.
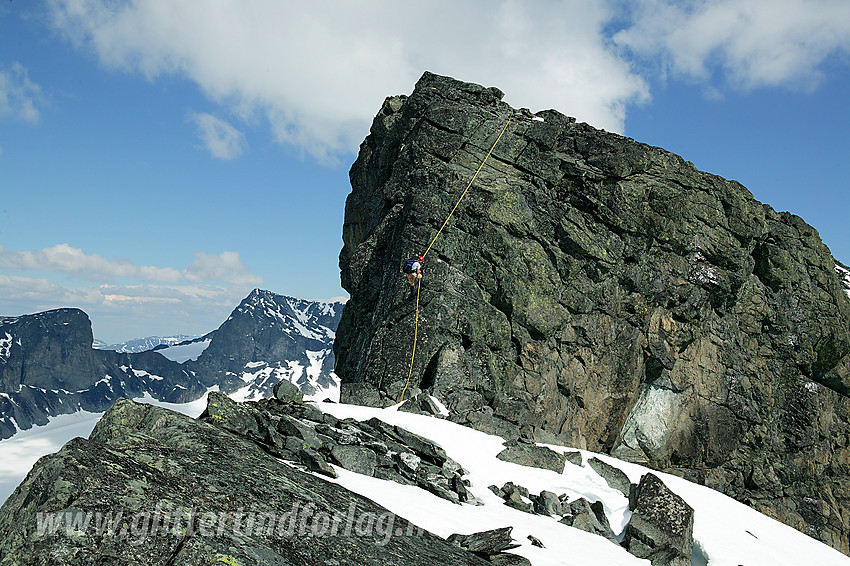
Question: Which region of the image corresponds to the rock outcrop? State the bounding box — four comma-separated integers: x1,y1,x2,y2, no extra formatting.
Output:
335,72,850,551
201,390,478,505
624,473,694,566
0,398,488,565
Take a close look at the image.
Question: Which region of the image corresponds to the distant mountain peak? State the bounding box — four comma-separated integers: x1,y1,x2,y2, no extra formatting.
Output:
183,289,344,401
230,289,343,342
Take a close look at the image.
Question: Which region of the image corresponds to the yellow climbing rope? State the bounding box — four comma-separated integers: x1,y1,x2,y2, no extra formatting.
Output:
399,115,512,404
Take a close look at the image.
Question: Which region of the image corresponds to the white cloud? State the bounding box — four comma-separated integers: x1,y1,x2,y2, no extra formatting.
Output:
184,251,263,286
48,0,649,161
41,0,850,161
0,274,106,311
0,62,42,123
0,245,263,288
0,247,265,341
189,112,246,159
0,244,182,282
615,0,850,90
0,274,254,342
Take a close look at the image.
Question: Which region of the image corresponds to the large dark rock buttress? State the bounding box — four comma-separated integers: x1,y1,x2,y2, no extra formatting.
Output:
334,72,850,552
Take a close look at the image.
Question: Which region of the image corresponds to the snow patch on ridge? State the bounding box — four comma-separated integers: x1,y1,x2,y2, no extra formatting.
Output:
131,368,163,381
231,352,340,403
316,402,850,566
305,349,326,383
0,333,12,361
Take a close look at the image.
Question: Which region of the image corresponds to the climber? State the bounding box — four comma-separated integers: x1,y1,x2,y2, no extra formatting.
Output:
401,256,424,299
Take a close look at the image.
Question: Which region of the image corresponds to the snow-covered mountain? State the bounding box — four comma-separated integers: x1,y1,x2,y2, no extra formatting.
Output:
188,289,344,401
93,335,199,353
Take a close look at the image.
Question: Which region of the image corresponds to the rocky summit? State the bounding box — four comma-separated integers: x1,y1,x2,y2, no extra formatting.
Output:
189,289,343,399
335,72,850,552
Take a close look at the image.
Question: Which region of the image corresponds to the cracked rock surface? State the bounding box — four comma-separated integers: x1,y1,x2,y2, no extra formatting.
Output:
335,71,850,553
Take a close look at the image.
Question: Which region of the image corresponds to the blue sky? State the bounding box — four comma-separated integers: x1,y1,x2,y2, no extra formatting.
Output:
1,1,849,342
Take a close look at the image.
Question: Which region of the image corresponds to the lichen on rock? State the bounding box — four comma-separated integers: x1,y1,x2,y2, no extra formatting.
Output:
335,71,850,553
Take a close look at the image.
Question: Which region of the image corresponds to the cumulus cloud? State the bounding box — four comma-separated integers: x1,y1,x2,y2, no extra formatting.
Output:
0,245,264,287
189,112,246,159
0,246,265,341
615,0,850,90
48,0,649,161
0,274,253,342
0,244,182,282
184,251,263,286
0,62,42,123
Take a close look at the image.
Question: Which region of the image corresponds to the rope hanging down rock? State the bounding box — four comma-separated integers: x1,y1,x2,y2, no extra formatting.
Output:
399,115,512,404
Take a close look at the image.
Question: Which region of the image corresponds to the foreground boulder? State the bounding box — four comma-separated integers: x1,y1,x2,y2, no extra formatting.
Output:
624,473,694,566
447,526,524,563
496,439,566,473
335,71,850,552
0,398,488,565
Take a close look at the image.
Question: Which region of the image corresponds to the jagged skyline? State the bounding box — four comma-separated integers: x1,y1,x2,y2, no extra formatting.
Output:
1,1,849,342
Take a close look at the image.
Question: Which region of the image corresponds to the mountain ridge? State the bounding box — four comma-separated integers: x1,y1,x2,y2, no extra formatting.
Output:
0,289,342,439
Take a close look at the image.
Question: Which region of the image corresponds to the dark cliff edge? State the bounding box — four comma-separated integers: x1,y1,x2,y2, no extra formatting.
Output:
335,72,850,552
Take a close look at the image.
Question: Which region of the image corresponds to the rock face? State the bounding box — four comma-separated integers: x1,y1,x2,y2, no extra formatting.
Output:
624,473,694,566
0,309,205,438
0,398,489,565
335,72,850,552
